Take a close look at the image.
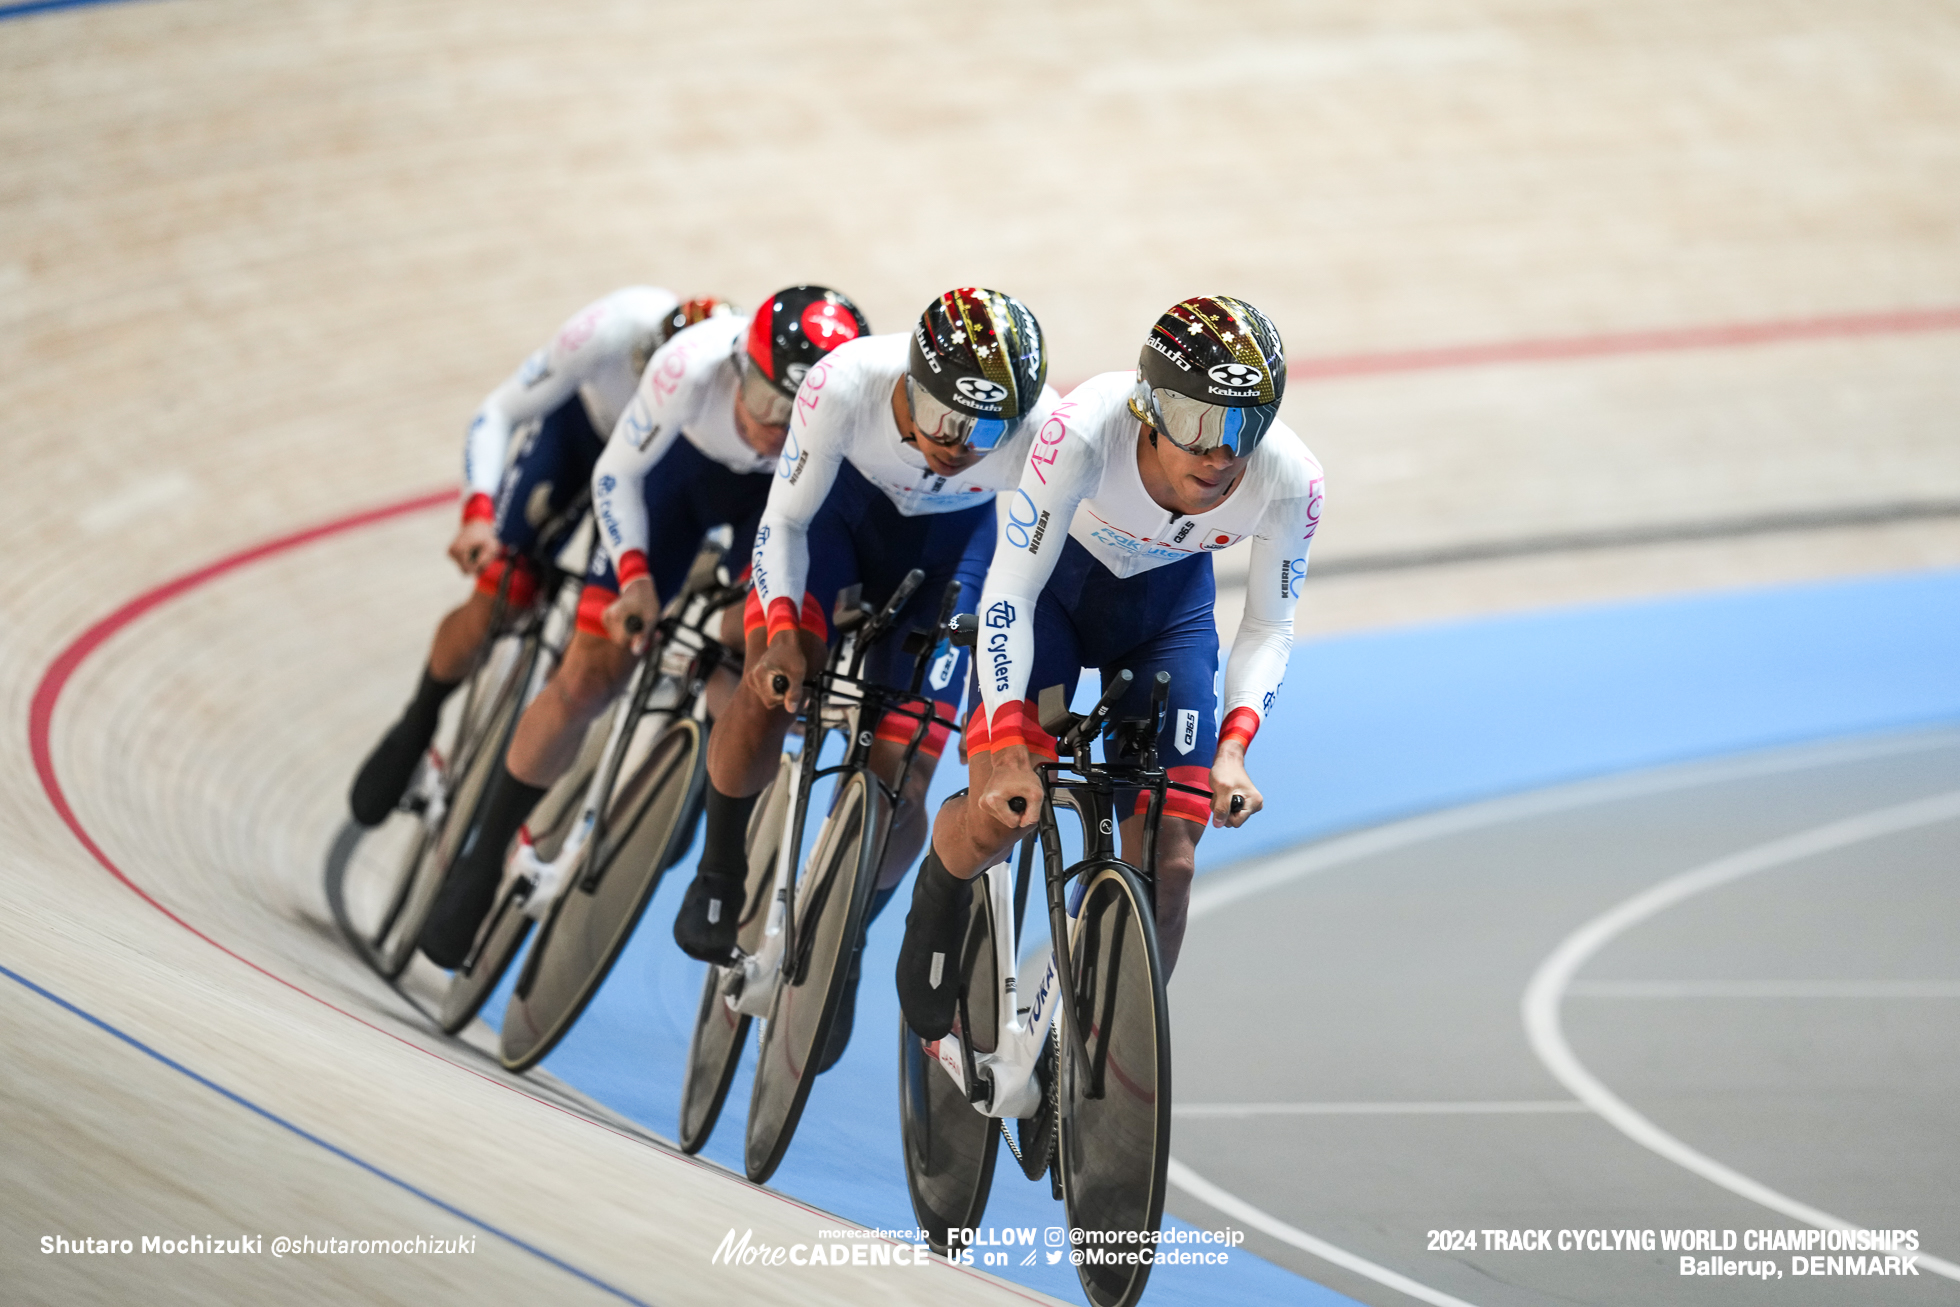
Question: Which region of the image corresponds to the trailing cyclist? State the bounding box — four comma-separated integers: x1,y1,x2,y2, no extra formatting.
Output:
348,286,729,829
897,294,1325,1040
409,286,871,967
671,287,1059,1067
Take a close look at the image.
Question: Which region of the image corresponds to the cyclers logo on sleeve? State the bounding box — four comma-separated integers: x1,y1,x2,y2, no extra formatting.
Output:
984,600,1017,694
1002,489,1050,554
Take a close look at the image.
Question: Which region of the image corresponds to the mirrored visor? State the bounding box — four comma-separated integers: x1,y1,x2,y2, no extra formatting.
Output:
905,374,1017,451
1142,385,1274,457
738,355,795,427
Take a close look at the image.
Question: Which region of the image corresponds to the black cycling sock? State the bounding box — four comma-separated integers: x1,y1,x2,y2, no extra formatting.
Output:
697,783,760,883
350,667,463,827
418,762,546,967
405,665,460,734
896,847,971,1041
458,763,547,872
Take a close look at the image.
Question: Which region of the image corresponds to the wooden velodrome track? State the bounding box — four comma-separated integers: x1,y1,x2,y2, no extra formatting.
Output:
5,1,1958,1303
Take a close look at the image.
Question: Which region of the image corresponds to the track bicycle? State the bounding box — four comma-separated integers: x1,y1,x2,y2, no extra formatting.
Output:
902,661,1223,1307
677,569,968,1184
470,530,747,1068
353,507,591,980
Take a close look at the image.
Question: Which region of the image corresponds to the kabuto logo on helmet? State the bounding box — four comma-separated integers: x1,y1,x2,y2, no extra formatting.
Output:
785,362,809,387
954,376,1009,407
1208,362,1263,389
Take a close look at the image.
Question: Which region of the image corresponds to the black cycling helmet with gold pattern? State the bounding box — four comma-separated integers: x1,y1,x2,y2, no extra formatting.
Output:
905,287,1047,451
1132,295,1286,458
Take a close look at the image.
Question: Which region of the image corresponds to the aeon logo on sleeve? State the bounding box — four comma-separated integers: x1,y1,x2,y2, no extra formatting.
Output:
954,376,1009,407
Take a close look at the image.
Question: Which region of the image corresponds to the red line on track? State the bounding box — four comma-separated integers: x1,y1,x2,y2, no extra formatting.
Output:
23,299,1959,1290
22,487,1059,1297
1290,305,1960,382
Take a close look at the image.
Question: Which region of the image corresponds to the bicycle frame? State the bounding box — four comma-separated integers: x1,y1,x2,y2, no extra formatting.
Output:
495,548,745,932
719,574,959,1021
924,676,1211,1129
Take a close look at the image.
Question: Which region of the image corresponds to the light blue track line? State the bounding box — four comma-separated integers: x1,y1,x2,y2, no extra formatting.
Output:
0,960,656,1307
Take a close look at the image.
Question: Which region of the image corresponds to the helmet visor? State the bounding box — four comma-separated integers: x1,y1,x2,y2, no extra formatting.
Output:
905,374,1017,451
738,355,795,427
1140,384,1275,458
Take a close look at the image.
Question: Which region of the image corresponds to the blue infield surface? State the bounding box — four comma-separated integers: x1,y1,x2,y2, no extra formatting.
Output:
480,566,1960,1306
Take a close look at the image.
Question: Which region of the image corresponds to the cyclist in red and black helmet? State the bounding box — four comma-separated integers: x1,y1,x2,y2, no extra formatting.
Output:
669,287,1059,1070
408,285,870,969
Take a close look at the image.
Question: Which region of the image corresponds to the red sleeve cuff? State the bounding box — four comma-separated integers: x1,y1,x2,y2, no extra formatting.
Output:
764,596,801,642
461,492,495,524
616,549,650,587
1219,706,1260,752
985,700,1031,752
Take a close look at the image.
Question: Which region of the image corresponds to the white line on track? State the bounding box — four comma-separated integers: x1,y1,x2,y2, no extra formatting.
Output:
1188,728,1959,922
1569,979,1960,999
1176,1101,1588,1117
1168,729,1960,1303
1521,788,1960,1283
1167,1159,1487,1307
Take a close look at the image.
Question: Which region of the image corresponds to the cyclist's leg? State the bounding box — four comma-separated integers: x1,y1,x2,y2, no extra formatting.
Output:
646,445,771,726
415,402,608,963
900,546,1087,1039
1100,553,1219,978
860,498,994,894
349,407,572,826
677,468,847,962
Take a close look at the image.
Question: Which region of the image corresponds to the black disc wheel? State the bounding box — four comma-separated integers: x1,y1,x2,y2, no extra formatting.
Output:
743,769,888,1183
1058,862,1172,1307
367,634,537,979
899,880,1000,1252
677,757,792,1153
499,717,707,1071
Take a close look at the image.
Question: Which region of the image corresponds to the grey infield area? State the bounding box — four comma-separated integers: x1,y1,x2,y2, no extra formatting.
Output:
1169,729,1960,1306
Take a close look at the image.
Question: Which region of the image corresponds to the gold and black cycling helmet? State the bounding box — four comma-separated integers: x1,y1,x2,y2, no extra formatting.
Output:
1131,295,1287,458
905,287,1047,452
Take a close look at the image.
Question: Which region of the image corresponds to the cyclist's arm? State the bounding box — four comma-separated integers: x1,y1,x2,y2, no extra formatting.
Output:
1219,469,1324,752
972,397,1098,749
749,354,852,641
591,333,708,590
461,297,628,521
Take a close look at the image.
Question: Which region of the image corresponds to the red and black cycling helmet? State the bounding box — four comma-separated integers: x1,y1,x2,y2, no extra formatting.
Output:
1131,295,1286,459
905,287,1047,451
738,286,869,425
